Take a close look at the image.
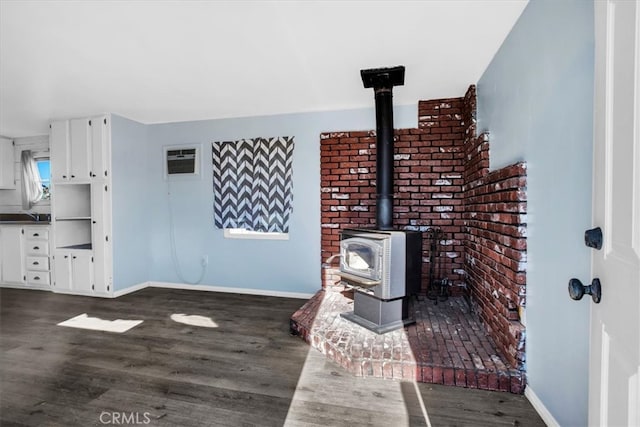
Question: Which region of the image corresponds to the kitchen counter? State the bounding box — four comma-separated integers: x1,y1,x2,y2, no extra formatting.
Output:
0,213,51,225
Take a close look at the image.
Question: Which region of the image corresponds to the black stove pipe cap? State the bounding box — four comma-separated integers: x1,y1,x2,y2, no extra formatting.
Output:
361,66,405,89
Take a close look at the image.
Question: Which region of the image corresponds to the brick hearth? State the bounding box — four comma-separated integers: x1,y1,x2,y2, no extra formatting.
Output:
290,286,525,394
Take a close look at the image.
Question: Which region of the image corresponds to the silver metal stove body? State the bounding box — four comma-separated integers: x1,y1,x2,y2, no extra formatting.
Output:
338,228,422,334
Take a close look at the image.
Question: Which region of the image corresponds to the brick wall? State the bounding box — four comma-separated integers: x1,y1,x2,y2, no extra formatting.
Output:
319,85,527,371
462,86,527,369
320,99,467,295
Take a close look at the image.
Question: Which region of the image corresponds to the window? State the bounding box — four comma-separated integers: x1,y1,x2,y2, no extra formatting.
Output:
212,137,294,238
35,158,50,200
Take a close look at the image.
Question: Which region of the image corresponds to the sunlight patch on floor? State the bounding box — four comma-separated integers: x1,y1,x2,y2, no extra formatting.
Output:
170,313,218,328
57,313,143,333
284,292,432,426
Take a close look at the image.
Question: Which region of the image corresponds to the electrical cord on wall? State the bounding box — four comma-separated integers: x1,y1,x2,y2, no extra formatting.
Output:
167,180,207,285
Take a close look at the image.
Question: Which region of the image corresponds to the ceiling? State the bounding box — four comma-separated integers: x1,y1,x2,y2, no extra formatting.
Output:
0,0,528,137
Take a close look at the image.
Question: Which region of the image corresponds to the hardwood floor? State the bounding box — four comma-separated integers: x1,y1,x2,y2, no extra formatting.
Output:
0,287,545,426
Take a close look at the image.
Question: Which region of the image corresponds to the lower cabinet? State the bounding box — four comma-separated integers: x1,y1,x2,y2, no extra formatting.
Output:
0,225,52,289
52,250,94,294
24,226,51,288
0,226,26,285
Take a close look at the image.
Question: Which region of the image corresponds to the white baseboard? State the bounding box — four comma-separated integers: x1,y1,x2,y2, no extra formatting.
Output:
148,281,315,299
525,386,561,427
4,280,315,300
112,282,151,298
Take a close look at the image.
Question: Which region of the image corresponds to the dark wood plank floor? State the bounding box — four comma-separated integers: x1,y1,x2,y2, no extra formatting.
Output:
0,287,545,426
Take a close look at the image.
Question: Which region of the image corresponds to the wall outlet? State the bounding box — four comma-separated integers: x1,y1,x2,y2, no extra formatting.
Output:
201,255,208,266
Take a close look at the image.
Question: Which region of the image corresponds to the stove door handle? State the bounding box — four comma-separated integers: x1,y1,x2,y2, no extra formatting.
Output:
337,271,380,287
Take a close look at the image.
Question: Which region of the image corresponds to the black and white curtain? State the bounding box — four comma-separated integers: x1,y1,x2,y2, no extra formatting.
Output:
212,136,294,233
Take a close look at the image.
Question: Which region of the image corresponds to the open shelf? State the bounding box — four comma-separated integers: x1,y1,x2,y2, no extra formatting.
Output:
55,217,92,221
57,243,92,250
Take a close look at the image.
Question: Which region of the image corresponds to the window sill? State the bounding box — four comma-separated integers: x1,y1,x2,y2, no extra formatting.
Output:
223,228,289,240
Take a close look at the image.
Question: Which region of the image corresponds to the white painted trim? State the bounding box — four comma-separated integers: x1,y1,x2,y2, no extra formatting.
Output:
148,281,315,299
0,283,50,291
223,228,289,240
525,386,561,427
112,281,150,298
3,280,315,300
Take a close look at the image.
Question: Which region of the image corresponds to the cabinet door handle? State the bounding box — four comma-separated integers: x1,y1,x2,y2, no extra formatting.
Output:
33,233,39,237
62,175,67,179
34,276,40,280
71,175,76,178
33,261,39,265
64,255,68,259
33,246,39,250
72,256,77,259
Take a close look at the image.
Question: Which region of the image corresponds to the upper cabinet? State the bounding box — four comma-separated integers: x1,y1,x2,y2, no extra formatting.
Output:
50,116,110,182
0,137,16,189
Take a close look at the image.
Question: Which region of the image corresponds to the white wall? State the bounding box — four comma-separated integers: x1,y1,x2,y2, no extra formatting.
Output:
477,0,594,425
0,135,50,214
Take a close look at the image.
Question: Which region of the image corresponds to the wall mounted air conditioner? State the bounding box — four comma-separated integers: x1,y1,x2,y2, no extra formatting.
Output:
164,145,201,179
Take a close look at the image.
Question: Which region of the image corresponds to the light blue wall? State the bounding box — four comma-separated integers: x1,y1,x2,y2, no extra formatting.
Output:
143,105,417,295
477,0,594,425
111,114,150,290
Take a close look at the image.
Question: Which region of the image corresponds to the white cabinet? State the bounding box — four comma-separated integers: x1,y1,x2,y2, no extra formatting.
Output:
91,182,111,294
24,226,51,288
50,116,109,182
0,226,25,285
0,225,52,290
51,118,91,181
69,118,91,180
91,116,110,179
52,250,93,294
50,114,113,297
50,121,70,182
0,137,15,189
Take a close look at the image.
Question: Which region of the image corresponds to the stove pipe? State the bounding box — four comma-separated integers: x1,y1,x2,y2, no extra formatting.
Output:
361,66,405,231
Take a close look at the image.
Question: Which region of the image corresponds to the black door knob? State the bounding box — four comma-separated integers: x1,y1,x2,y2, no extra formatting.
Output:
568,278,601,303
585,227,603,250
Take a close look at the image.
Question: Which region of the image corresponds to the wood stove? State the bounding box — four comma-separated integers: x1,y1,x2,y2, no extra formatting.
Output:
338,66,423,334
339,228,421,333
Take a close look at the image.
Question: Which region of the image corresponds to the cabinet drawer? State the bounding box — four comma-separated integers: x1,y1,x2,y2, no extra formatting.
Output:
27,271,50,286
24,228,49,241
26,242,49,256
26,256,49,271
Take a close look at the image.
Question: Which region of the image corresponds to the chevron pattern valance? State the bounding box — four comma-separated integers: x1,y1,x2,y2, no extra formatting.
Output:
212,136,294,233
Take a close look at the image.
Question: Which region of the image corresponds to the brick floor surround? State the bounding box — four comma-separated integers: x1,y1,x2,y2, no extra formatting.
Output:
290,286,525,394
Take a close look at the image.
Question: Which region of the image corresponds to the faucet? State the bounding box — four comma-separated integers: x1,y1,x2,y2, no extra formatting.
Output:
25,212,40,222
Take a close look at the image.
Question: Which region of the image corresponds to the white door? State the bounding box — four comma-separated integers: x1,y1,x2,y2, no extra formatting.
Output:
69,118,91,181
0,227,25,284
71,251,94,294
91,183,107,293
91,115,108,180
590,1,640,425
50,120,70,181
52,250,72,291
0,137,15,189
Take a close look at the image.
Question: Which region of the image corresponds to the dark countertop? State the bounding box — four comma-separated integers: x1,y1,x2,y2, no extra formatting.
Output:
0,213,51,225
